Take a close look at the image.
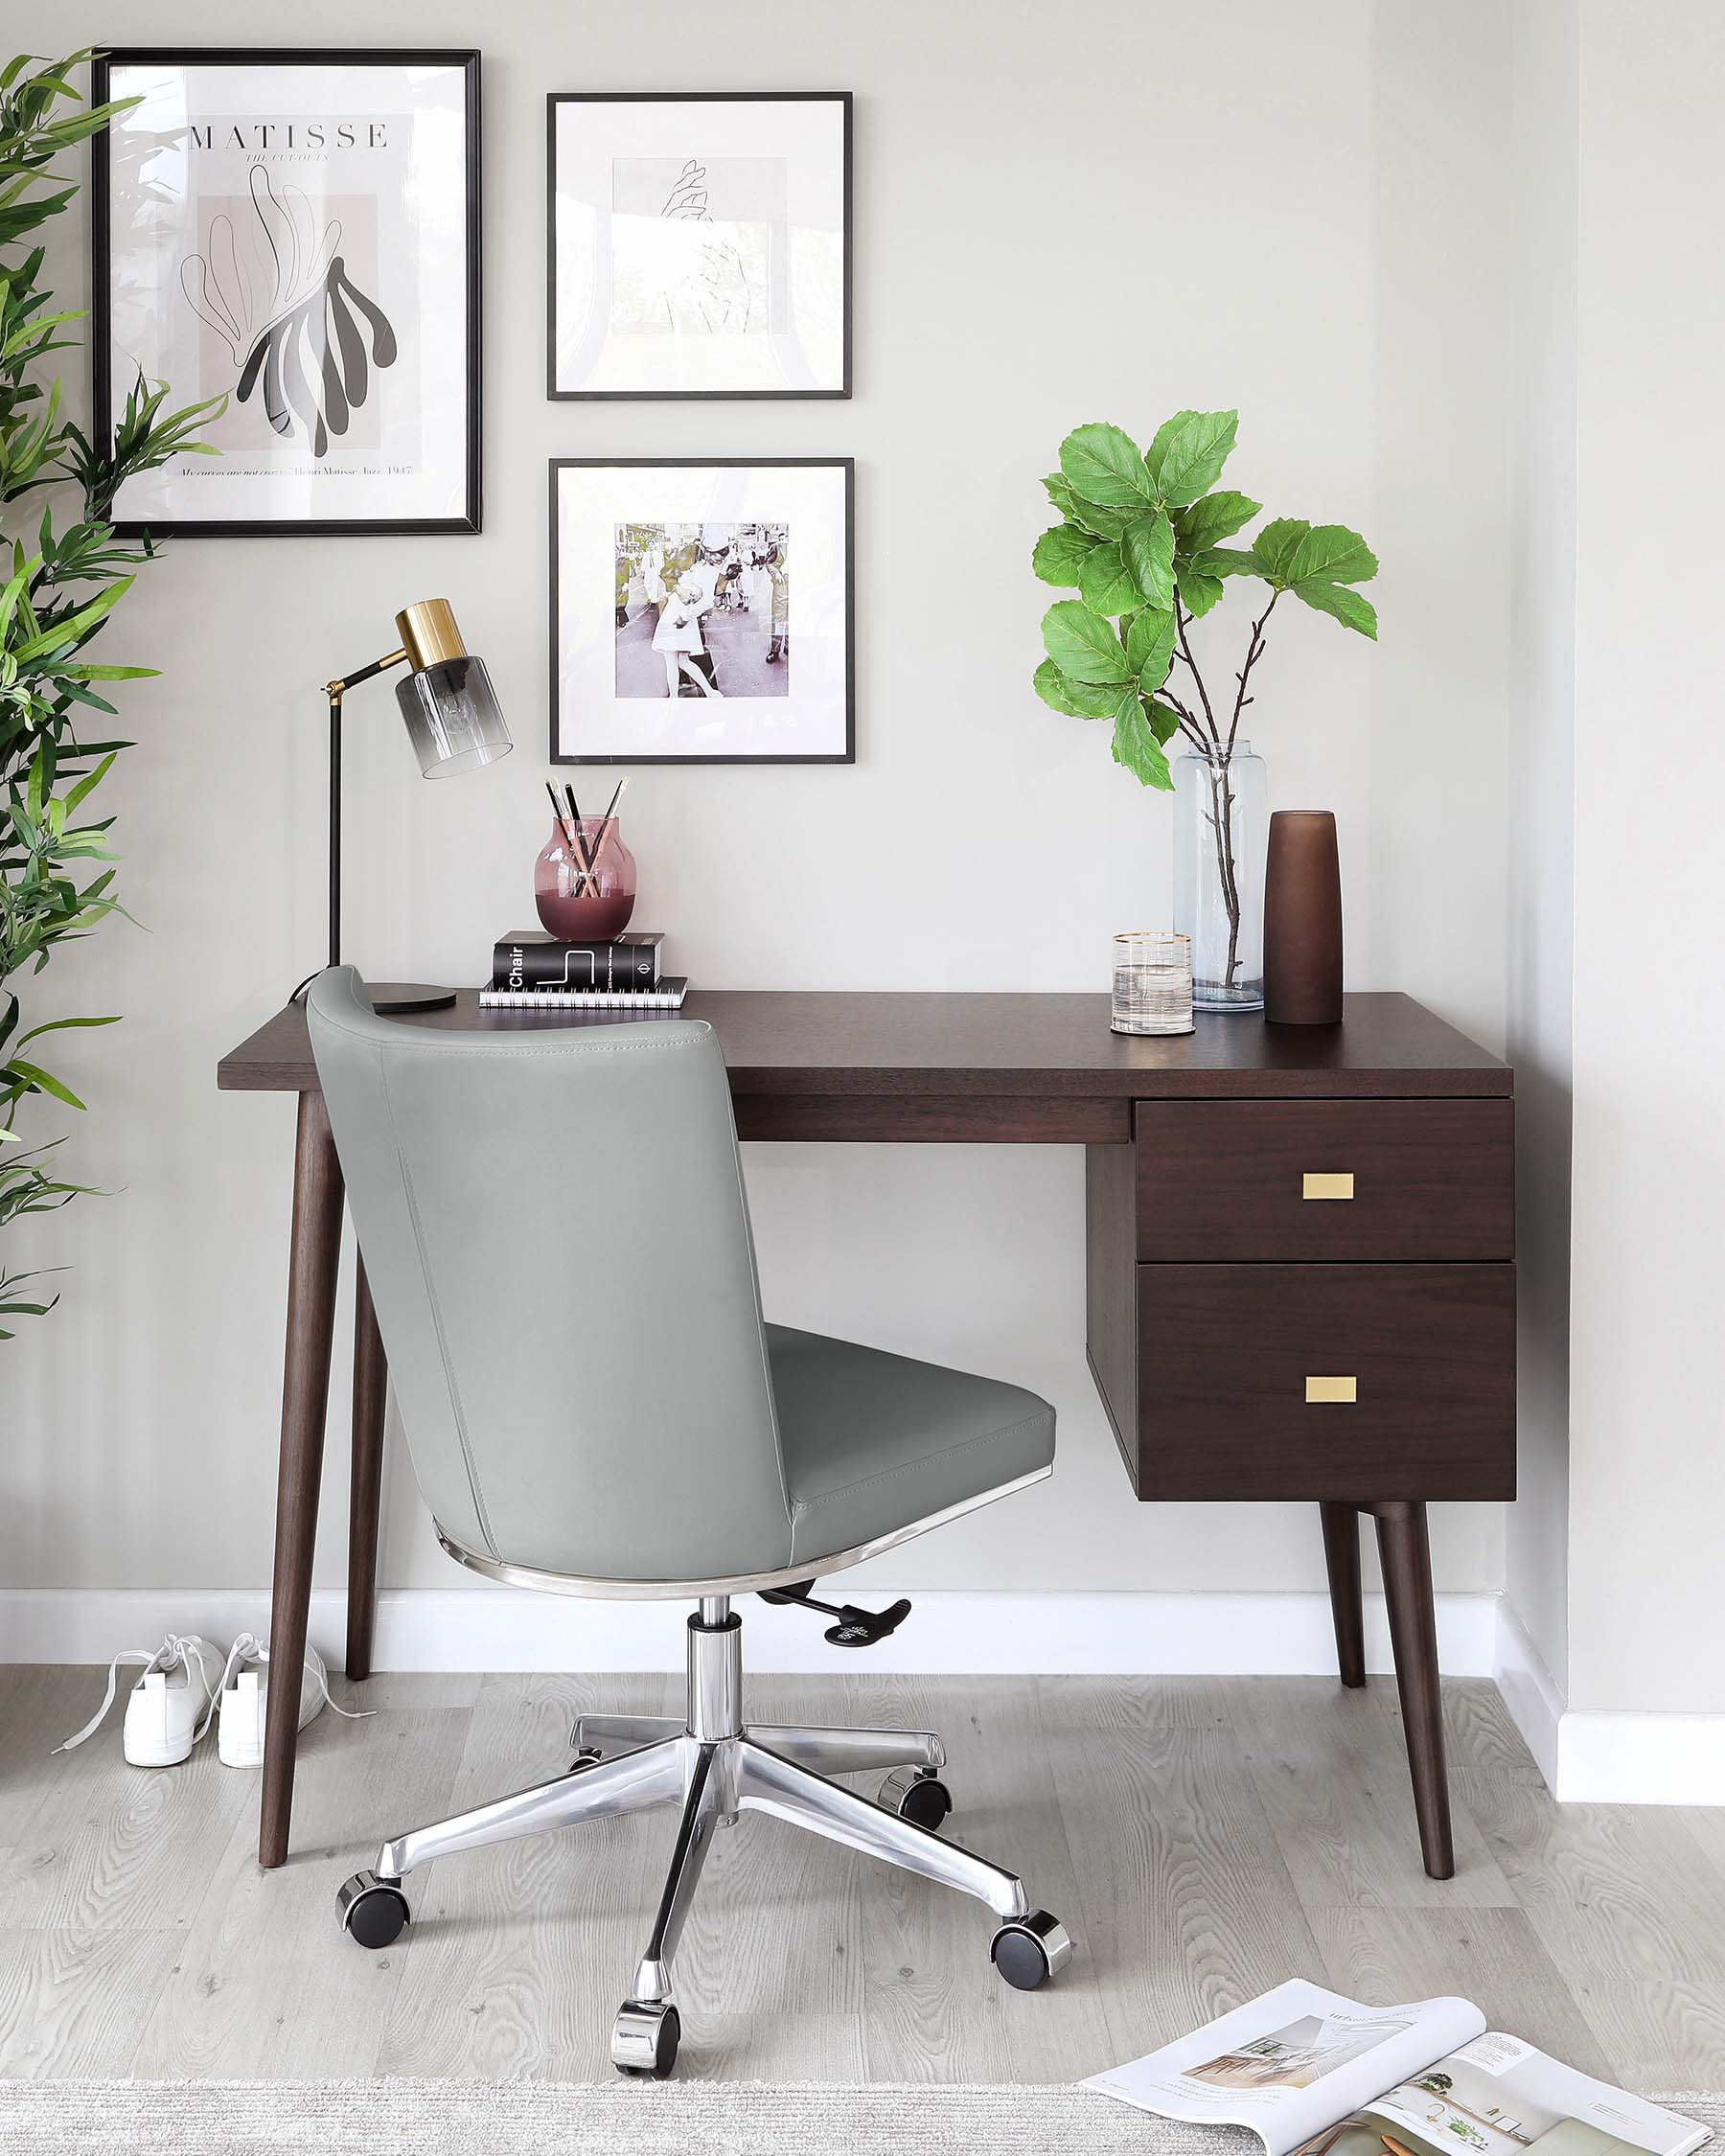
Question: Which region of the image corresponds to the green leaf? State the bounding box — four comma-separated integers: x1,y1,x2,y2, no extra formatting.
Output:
1041,601,1132,684
1250,517,1308,585
1191,546,1262,581
1031,523,1101,587
1034,658,1131,718
1121,512,1175,610
1032,658,1085,717
1286,523,1378,586
1043,473,1135,539
1124,605,1177,692
1067,495,1137,541
13,1015,121,1051
1177,569,1225,618
1246,513,1378,629
1058,423,1158,509
1111,698,1175,791
12,575,132,661
1293,582,1378,637
1174,490,1261,552
1077,542,1144,618
4,1060,87,1111
61,751,116,815
1144,410,1238,509
1144,696,1184,746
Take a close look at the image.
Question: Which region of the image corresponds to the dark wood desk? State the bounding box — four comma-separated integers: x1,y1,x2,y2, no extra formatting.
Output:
218,990,1514,1880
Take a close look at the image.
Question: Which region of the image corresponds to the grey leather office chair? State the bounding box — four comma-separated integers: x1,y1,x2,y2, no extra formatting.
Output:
307,968,1070,2076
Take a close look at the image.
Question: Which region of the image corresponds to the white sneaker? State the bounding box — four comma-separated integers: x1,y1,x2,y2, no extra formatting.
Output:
215,1633,372,1768
54,1635,226,1766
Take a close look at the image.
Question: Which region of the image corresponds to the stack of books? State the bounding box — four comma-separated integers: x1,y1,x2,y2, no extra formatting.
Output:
478,929,689,1011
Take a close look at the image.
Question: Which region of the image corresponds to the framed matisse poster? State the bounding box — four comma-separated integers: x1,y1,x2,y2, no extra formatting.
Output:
551,459,854,765
547,92,850,400
91,49,480,536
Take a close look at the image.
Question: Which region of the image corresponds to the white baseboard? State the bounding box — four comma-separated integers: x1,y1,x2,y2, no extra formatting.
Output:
14,1585,1721,1800
1491,1593,1566,1788
1551,1710,1725,1804
1491,1594,1725,1803
0,1584,1502,1679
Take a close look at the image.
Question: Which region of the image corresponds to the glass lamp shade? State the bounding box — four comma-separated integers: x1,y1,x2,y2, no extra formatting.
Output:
395,654,512,777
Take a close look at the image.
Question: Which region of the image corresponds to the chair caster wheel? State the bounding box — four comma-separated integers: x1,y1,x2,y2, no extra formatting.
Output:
570,1746,603,1771
612,1998,681,2078
990,1910,1072,1991
337,1870,410,1950
879,1765,952,1831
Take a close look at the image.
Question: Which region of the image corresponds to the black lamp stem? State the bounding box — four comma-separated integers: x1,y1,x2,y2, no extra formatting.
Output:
328,686,343,971
326,651,400,973
312,647,459,1015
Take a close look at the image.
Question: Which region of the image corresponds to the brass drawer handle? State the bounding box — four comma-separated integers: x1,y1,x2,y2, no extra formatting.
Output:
1305,1375,1358,1403
1302,1172,1355,1200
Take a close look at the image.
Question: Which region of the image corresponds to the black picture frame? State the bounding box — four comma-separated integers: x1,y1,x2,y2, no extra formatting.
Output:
90,47,482,538
545,91,852,401
549,456,856,766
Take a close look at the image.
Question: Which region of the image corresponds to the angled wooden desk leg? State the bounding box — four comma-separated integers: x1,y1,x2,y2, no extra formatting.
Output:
1311,1501,1371,1682
260,1090,346,1869
1371,1500,1455,1881
1320,1502,1368,1688
346,1255,388,1682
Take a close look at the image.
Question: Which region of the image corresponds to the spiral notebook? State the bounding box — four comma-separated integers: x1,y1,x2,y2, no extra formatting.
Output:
477,976,689,1012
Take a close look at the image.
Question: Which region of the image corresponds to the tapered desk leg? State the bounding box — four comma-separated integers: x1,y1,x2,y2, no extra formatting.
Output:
1319,1501,1367,1688
1372,1500,1455,1881
261,1090,346,1869
346,1255,387,1682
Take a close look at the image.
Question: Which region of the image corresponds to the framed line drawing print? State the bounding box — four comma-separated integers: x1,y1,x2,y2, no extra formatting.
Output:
551,459,854,765
547,92,850,400
91,49,481,536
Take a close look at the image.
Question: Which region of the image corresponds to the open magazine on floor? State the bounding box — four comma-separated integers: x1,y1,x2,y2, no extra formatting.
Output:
1086,1980,1709,2156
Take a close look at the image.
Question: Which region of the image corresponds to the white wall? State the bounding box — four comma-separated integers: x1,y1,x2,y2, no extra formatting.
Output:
1564,0,1725,1717
1505,0,1578,1699
4,2,1514,1631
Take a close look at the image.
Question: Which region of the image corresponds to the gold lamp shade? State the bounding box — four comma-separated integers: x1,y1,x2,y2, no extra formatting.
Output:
396,598,469,675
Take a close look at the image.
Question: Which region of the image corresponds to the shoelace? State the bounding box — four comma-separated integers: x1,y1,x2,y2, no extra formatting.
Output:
53,1634,222,1755
213,1632,374,1728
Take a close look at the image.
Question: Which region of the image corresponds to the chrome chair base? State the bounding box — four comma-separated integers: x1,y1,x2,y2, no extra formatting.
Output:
336,1598,1072,2075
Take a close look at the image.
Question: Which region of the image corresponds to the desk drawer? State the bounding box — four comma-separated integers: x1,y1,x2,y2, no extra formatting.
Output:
1129,1263,1515,1501
1135,1100,1513,1261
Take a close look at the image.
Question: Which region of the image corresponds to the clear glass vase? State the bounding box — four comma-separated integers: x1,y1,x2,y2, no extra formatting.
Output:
1173,739,1267,1011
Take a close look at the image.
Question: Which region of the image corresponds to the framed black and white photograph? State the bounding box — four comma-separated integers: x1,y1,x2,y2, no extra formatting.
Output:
551,459,854,764
547,93,850,400
91,49,481,536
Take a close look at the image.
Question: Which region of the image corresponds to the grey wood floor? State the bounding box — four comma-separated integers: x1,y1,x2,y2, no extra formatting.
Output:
2,1665,1723,2088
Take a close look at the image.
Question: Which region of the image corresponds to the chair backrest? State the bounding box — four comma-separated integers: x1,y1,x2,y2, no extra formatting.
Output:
307,968,794,1585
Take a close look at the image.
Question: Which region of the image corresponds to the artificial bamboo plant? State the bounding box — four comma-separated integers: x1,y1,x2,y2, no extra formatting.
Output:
1033,408,1378,988
1,50,222,1333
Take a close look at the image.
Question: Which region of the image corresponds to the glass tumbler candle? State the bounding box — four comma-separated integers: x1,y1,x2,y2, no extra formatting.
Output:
1111,931,1194,1036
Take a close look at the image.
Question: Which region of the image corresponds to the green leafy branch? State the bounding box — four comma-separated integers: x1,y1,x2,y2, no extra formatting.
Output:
0,1135,88,1333
1031,408,1378,793
0,50,222,1328
1,736,126,1135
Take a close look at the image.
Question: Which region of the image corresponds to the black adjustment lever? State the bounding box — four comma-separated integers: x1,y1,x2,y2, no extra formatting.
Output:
758,1581,912,1648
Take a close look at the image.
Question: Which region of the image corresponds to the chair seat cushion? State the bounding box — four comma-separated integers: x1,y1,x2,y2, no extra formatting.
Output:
766,1324,1055,1569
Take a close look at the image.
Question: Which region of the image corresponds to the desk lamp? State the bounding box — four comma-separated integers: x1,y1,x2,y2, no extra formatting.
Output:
317,599,512,1014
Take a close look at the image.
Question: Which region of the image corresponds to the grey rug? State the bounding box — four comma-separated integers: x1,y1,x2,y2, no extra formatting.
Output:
0,2085,1714,2156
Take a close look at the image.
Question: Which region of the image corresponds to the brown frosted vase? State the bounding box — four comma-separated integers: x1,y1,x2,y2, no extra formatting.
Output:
1263,810,1344,1025
534,817,638,941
